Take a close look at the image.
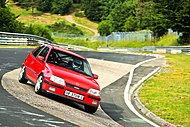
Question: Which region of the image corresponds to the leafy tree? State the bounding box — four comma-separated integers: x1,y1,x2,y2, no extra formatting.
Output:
97,20,110,36
0,7,25,33
98,0,125,21
123,15,138,32
37,0,52,12
83,0,102,21
136,1,154,29
51,0,72,15
169,0,190,44
0,0,6,8
73,0,81,3
108,0,137,32
151,0,190,44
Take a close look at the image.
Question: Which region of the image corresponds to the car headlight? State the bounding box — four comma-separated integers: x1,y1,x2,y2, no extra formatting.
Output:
88,88,100,96
50,75,65,86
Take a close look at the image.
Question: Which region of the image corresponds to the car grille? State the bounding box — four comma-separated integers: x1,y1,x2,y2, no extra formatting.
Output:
66,83,87,92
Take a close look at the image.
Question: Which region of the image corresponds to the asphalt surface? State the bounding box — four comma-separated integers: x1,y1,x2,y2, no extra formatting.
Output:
100,66,160,127
0,48,78,127
0,48,157,127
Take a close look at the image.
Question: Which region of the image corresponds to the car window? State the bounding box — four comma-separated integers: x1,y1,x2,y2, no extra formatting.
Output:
32,46,45,58
47,49,93,78
38,47,50,59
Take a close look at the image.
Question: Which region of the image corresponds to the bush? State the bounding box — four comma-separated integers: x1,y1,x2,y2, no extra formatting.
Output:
51,0,72,15
48,21,83,35
74,12,85,18
24,24,53,41
97,20,111,36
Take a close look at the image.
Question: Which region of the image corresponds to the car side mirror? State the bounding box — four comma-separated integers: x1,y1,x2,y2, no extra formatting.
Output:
93,74,98,79
37,56,44,62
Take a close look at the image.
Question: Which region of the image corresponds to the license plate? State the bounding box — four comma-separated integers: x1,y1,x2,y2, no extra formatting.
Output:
64,90,84,101
49,87,55,91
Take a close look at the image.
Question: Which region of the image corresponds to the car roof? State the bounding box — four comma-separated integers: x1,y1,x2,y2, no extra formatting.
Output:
43,44,86,60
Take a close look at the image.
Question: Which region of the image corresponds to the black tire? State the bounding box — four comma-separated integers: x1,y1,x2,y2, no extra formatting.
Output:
34,75,44,94
18,66,28,84
84,105,98,114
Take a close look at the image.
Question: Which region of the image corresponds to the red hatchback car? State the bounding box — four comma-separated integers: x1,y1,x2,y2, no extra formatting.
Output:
19,44,101,113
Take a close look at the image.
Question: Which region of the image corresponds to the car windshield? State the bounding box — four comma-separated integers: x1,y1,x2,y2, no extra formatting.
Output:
47,49,93,78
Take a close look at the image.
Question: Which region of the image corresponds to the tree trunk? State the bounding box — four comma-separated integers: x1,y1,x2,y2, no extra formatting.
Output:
32,7,34,16
151,31,155,45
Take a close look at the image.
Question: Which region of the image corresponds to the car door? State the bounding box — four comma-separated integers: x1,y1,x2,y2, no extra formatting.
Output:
25,46,45,83
30,46,50,83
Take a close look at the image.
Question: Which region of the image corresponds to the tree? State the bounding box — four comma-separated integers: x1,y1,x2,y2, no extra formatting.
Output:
51,0,72,15
136,1,154,29
14,0,41,16
73,0,81,3
97,20,110,36
123,15,138,32
108,0,137,32
83,0,102,21
37,0,52,12
151,0,190,44
98,0,126,20
170,0,190,44
0,0,6,8
0,7,24,33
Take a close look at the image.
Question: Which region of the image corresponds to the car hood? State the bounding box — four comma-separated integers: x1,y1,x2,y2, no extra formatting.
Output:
46,63,100,90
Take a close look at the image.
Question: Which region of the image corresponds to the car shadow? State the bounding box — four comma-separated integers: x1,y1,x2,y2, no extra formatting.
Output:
25,82,85,112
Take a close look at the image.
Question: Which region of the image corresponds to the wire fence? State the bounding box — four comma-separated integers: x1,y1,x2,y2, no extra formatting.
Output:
52,30,152,46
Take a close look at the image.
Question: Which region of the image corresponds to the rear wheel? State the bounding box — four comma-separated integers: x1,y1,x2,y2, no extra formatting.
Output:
84,105,98,114
18,66,28,84
35,75,44,94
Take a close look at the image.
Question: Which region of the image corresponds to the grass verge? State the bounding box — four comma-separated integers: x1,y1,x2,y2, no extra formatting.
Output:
138,54,190,126
53,37,105,49
72,16,99,30
109,40,152,48
63,19,94,36
155,34,180,46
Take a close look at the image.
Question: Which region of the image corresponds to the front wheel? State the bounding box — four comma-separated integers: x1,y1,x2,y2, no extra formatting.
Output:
35,75,44,94
84,105,98,114
18,66,28,84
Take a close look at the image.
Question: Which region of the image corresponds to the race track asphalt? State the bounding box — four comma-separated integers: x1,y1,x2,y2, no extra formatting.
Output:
0,48,158,127
0,48,78,127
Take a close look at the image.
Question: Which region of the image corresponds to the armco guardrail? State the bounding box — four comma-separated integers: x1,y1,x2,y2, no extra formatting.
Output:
0,31,54,45
0,31,92,50
98,46,190,54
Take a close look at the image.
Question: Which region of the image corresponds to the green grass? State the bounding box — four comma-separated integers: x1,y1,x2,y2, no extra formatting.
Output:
109,40,152,48
138,54,190,126
7,2,94,35
72,15,99,30
155,34,180,46
62,19,94,36
53,37,105,49
107,34,180,48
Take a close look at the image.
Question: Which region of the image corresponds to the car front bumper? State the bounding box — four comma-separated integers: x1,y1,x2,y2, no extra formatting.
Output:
42,79,101,107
